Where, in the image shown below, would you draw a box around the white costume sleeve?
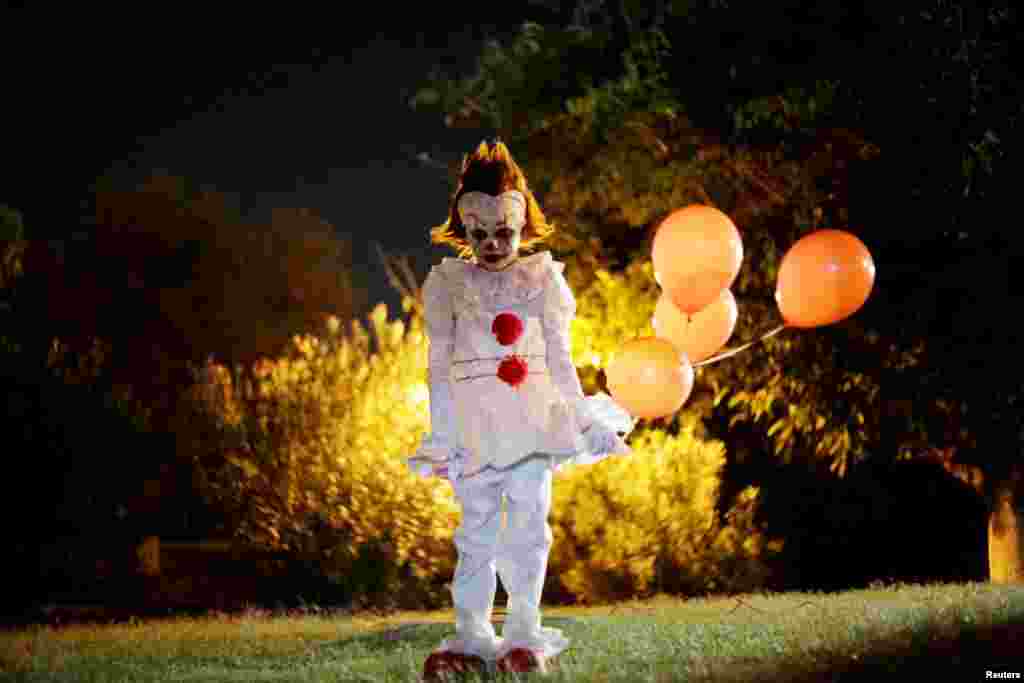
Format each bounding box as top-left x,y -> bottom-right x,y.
540,263 -> 588,419
423,266 -> 457,448
407,266 -> 458,475
541,262 -> 637,466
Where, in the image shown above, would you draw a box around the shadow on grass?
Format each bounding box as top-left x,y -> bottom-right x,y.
774,620 -> 1024,682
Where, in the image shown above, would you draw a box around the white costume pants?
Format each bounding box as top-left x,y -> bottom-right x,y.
439,454 -> 568,661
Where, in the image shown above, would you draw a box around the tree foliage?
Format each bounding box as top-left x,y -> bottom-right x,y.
411,25 -> 882,473
406,3 -> 1018,489
8,174 -> 366,432
87,173 -> 366,368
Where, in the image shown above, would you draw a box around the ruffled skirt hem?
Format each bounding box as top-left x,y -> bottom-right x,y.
406,391 -> 636,480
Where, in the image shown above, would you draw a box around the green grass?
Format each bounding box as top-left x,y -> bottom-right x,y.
3,582 -> 1024,682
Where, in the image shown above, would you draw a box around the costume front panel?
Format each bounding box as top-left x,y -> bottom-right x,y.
407,250 -> 636,479
449,283 -> 584,476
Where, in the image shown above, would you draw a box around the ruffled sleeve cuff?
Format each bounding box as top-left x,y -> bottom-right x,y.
406,434 -> 458,480
578,391 -> 636,435
555,392 -> 637,469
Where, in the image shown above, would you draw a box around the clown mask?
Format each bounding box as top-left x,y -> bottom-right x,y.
458,190 -> 526,271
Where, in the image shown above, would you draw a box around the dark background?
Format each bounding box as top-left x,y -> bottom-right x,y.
0,2 -> 1015,619
1,6 -> 533,326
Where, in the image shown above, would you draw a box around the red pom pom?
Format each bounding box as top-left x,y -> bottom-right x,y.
491,312 -> 524,345
497,354 -> 528,388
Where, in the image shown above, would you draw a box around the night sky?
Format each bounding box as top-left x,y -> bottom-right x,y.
2,6 -> 534,328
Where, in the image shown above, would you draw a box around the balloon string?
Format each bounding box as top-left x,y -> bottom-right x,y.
693,325 -> 788,368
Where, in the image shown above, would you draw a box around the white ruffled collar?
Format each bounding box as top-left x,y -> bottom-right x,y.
439,251 -> 563,313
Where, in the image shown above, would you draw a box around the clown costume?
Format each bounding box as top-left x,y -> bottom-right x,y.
406,140 -> 636,677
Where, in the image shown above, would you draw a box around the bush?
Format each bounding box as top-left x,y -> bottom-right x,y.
549,426 -> 781,604
180,301 -> 460,609
178,296 -> 782,609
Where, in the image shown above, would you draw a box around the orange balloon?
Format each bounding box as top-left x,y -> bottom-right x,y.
775,229 -> 876,328
605,337 -> 694,419
652,288 -> 738,363
652,205 -> 743,315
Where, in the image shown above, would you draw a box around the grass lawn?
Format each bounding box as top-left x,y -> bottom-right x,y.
2,582 -> 1023,681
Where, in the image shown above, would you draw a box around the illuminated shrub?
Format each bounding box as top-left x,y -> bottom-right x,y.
185,293 -> 779,608
182,300 -> 459,608
549,427 -> 780,603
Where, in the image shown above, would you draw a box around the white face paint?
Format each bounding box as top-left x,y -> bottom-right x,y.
458,190 -> 526,271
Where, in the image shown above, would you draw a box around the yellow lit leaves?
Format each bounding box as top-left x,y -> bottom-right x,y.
549,428 -> 776,602
721,333 -> 879,471
572,260 -> 658,371
179,297 -> 458,580
292,334 -> 318,359
728,389 -> 776,425
226,453 -> 260,479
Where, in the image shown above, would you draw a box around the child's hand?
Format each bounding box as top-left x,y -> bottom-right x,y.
585,424 -> 631,457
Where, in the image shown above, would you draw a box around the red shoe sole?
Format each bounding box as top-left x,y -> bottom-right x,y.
496,648 -> 548,674
423,651 -> 488,681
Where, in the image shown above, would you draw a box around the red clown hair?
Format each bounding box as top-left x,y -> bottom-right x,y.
430,140 -> 555,260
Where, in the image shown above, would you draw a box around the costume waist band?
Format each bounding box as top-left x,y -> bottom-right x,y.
451,354 -> 548,382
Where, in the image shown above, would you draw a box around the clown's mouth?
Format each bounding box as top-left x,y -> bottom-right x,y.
483,254 -> 505,263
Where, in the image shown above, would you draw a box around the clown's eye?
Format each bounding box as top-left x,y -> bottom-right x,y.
471,230 -> 488,241
496,228 -> 513,239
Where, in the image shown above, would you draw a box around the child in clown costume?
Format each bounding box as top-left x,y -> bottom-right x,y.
407,140 -> 637,679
